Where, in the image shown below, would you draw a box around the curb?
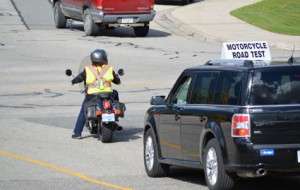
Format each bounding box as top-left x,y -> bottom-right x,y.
9,0 -> 30,30
154,8 -> 209,42
165,2 -> 300,51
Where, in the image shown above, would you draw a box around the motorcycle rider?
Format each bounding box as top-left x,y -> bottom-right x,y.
71,49 -> 121,139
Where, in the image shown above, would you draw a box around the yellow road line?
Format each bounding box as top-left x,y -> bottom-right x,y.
0,150 -> 132,190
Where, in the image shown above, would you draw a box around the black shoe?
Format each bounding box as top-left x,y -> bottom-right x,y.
72,134 -> 82,139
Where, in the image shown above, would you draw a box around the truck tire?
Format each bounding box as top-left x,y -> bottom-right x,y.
101,125 -> 113,143
83,9 -> 100,36
54,1 -> 67,28
134,25 -> 149,37
144,128 -> 169,177
203,139 -> 235,190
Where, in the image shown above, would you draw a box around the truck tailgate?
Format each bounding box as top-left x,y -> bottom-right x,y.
102,0 -> 152,14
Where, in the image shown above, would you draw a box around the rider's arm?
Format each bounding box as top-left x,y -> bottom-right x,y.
112,71 -> 121,85
72,71 -> 86,84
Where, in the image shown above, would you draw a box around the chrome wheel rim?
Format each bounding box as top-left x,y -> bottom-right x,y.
145,136 -> 154,171
206,147 -> 218,186
54,6 -> 58,24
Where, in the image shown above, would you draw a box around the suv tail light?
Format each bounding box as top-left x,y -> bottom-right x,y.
231,114 -> 251,138
103,100 -> 111,110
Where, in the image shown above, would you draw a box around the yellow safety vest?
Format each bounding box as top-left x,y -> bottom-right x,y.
85,65 -> 114,95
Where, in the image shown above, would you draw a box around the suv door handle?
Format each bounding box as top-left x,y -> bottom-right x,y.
200,115 -> 208,123
174,106 -> 184,112
175,114 -> 181,121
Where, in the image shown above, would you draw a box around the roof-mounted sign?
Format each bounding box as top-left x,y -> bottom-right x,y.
221,41 -> 271,63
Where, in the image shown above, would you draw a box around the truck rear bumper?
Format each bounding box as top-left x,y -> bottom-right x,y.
90,9 -> 156,25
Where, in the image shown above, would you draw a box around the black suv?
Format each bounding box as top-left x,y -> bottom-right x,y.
143,59 -> 300,190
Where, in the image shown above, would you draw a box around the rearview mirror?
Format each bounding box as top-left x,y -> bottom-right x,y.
150,96 -> 166,105
118,69 -> 124,76
65,69 -> 72,76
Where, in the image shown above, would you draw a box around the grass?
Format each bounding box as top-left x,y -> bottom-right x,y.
230,0 -> 300,36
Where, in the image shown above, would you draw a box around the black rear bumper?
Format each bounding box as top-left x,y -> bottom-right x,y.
90,9 -> 156,24
225,141 -> 300,174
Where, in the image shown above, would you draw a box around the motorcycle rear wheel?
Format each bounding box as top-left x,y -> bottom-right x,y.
97,121 -> 113,143
101,125 -> 113,143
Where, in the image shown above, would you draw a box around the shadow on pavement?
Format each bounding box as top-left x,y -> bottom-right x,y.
113,127 -> 143,142
168,167 -> 206,186
66,22 -> 171,38
155,0 -> 203,6
80,127 -> 143,142
167,167 -> 300,190
235,176 -> 300,190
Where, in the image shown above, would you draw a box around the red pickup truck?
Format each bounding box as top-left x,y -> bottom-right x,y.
52,0 -> 156,37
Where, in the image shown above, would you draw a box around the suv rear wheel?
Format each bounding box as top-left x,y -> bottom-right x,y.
144,128 -> 169,177
54,1 -> 67,28
83,9 -> 100,36
203,139 -> 235,190
134,25 -> 149,37
181,0 -> 190,5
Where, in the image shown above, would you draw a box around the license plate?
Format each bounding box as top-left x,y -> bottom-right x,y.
102,113 -> 115,122
121,18 -> 134,24
298,151 -> 300,163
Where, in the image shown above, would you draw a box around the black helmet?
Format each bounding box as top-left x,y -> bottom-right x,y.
90,49 -> 108,64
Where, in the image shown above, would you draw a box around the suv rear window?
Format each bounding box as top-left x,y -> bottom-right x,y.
250,67 -> 300,105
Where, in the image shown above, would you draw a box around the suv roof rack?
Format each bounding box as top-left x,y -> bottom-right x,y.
205,59 -> 269,67
288,57 -> 300,65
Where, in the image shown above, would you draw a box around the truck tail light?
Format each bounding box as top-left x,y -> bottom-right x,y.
95,0 -> 103,9
231,114 -> 251,138
103,100 -> 111,110
150,0 -> 154,9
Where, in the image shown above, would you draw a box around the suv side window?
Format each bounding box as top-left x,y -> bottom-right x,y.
215,71 -> 243,105
190,72 -> 218,104
170,77 -> 192,105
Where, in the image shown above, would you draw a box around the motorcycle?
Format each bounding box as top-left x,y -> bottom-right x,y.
65,68 -> 126,143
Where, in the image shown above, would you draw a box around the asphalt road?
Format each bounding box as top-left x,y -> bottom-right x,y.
0,1 -> 299,190
11,0 -> 54,29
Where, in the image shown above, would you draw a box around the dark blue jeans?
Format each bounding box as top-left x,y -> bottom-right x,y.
73,98 -> 86,136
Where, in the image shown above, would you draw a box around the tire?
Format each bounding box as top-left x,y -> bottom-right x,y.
203,139 -> 235,190
87,121 -> 97,134
54,1 -> 67,28
134,25 -> 149,37
83,9 -> 100,36
144,128 -> 169,177
181,0 -> 190,5
91,126 -> 97,134
101,124 -> 113,143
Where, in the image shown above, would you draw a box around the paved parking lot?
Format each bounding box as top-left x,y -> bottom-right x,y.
0,0 -> 299,189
